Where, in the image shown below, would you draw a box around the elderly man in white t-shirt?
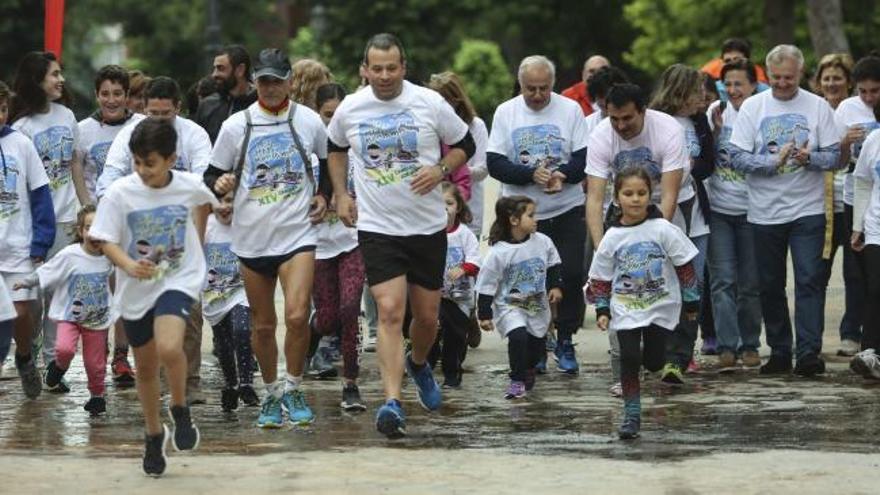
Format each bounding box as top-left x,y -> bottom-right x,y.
327,33 -> 475,439
728,44 -> 842,377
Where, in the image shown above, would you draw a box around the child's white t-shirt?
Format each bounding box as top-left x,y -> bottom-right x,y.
466,117 -> 489,237
89,171 -> 218,319
835,95 -> 880,207
202,215 -> 247,326
11,102 -> 80,222
706,100 -> 749,216
853,130 -> 880,245
487,94 -> 589,220
77,115 -> 133,203
316,156 -> 358,260
443,224 -> 481,314
0,276 -> 16,322
475,232 -> 561,338
0,131 -> 51,272
211,102 -> 326,258
326,81 -> 469,236
36,243 -> 115,329
589,218 -> 698,332
672,115 -> 708,237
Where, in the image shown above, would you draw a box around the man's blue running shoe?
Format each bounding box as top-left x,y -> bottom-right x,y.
556,339 -> 579,374
257,394 -> 284,428
282,389 -> 315,425
376,399 -> 406,439
405,353 -> 442,411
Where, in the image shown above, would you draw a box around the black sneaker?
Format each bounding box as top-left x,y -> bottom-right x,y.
168,405 -> 200,451
143,425 -> 169,477
43,360 -> 71,393
239,385 -> 259,407
83,396 -> 106,416
221,387 -> 239,412
759,355 -> 792,375
340,383 -> 367,412
618,416 -> 641,440
442,373 -> 462,389
794,354 -> 826,377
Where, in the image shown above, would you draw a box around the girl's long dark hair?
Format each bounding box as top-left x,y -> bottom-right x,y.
488,195 -> 534,245
10,51 -> 71,123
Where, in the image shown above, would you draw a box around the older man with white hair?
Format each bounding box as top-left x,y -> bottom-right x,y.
487,55 -> 589,374
728,44 -> 843,377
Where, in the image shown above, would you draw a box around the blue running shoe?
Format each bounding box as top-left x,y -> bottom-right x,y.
405,354 -> 442,411
257,394 -> 284,428
282,389 -> 315,425
556,340 -> 579,374
535,353 -> 547,374
376,399 -> 406,439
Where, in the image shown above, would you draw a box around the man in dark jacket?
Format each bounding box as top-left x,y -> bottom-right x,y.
195,44 -> 257,143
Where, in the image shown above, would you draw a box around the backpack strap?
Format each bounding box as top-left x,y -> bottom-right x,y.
231,108 -> 253,197
285,103 -> 317,196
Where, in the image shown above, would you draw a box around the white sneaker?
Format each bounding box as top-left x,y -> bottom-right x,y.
609,382 -> 622,398
837,339 -> 861,357
850,349 -> 880,379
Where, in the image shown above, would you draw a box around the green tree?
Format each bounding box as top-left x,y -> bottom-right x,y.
0,0 -> 44,83
451,40 -> 512,120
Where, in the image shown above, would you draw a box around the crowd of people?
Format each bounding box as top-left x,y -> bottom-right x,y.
1,32 -> 879,476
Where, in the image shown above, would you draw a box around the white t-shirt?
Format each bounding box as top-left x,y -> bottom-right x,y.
586,109 -> 690,205
327,81 -> 469,236
706,100 -> 749,216
835,95 -> 880,207
443,224 -> 481,314
211,102 -> 326,258
853,130 -> 880,245
487,94 -> 589,220
475,232 -> 561,338
589,218 -> 698,332
466,117 -> 489,238
12,102 -> 79,222
77,115 -> 134,203
36,243 -> 115,329
202,216 -> 247,325
672,116 -> 708,237
0,130 -> 51,273
316,158 -> 358,260
89,171 -> 218,319
97,114 -> 212,198
0,276 -> 15,322
584,111 -> 614,213
729,89 -> 840,225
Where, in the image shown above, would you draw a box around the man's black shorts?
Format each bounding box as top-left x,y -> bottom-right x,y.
358,229 -> 446,290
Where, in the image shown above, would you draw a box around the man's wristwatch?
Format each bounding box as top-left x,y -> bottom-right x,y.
437,162 -> 450,175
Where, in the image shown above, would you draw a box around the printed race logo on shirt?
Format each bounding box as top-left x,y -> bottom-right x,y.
759,113 -> 809,174
684,127 -> 701,159
715,126 -> 744,182
443,246 -> 471,301
203,241 -> 243,311
511,124 -> 565,171
0,158 -> 22,221
501,257 -> 547,315
852,121 -> 880,160
126,204 -> 188,280
89,141 -> 112,179
612,147 -> 661,180
244,132 -> 307,205
65,272 -> 111,328
32,125 -> 74,191
613,241 -> 669,310
357,111 -> 420,186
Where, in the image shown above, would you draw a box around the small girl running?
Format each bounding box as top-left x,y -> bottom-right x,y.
586,167 -> 700,440
476,196 -> 562,399
14,205 -> 115,415
202,191 -> 256,411
428,182 -> 480,388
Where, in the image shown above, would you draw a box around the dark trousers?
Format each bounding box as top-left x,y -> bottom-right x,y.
428,298 -> 470,381
537,205 -> 586,342
507,327 -> 545,382
210,304 -> 254,388
861,245 -> 880,351
831,206 -> 866,343
619,325 -> 668,417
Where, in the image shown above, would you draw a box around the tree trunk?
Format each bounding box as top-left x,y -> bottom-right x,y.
806,0 -> 851,57
764,0 -> 795,48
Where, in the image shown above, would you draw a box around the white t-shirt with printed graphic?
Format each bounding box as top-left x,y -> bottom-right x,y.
211,102 -> 326,258
729,89 -> 840,225
584,111 -> 614,213
466,117 -> 489,238
835,95 -> 880,207
77,115 -> 133,203
97,114 -> 212,198
853,130 -> 880,245
327,81 -> 469,236
202,215 -> 247,325
12,102 -> 79,222
673,116 -> 708,237
588,218 -> 698,332
36,243 -> 115,330
316,154 -> 358,260
586,109 -> 691,205
706,100 -> 749,216
443,224 -> 481,314
475,232 -> 561,338
89,171 -> 218,320
487,94 -> 588,221
0,276 -> 15,322
0,130 -> 51,272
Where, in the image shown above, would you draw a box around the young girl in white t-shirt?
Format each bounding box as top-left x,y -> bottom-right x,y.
586,167 -> 700,440
476,196 -> 562,400
15,205 -> 114,416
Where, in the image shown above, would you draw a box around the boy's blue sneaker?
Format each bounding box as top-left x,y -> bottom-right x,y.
556,340 -> 579,374
405,353 -> 442,411
282,389 -> 315,425
376,399 -> 406,439
257,394 -> 284,428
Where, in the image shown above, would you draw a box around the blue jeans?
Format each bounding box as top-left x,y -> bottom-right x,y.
752,214 -> 825,360
665,234 -> 708,368
708,212 -> 762,354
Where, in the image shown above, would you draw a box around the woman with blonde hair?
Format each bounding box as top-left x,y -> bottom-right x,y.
812,53 -> 854,110
290,58 -> 332,110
